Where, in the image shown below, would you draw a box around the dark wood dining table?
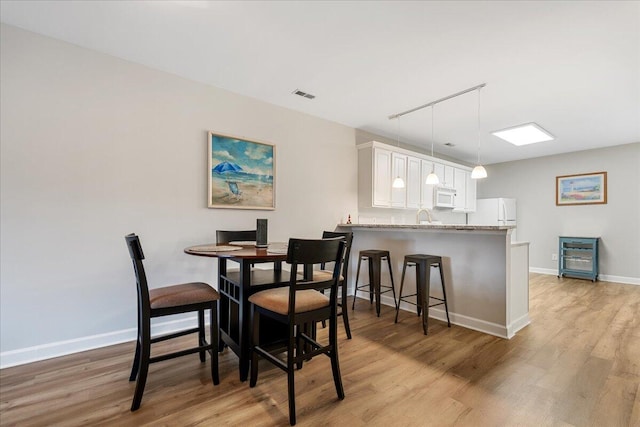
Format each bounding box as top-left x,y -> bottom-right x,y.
184,243 -> 291,381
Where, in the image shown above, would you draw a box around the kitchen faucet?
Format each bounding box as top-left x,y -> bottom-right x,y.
416,208 -> 432,224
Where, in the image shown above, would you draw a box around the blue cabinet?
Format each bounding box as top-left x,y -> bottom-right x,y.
558,236 -> 599,282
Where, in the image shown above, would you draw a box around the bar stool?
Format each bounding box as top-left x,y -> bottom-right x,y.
352,249 -> 397,317
395,254 -> 451,335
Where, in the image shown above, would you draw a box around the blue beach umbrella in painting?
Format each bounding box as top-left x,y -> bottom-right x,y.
213,161 -> 243,174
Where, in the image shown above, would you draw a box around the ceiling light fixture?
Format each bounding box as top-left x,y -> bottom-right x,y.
471,87 -> 487,179
425,105 -> 440,185
392,116 -> 405,189
388,83 -> 487,185
492,122 -> 554,146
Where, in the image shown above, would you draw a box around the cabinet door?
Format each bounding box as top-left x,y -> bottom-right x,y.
433,163 -> 445,185
373,148 -> 392,207
433,163 -> 455,187
444,165 -> 455,187
454,168 -> 467,209
406,156 -> 422,209
466,174 -> 477,212
420,160 -> 435,209
391,153 -> 407,208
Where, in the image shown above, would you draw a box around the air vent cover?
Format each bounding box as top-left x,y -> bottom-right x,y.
292,89 -> 316,99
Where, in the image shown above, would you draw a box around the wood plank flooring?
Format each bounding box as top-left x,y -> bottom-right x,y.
1,274 -> 639,426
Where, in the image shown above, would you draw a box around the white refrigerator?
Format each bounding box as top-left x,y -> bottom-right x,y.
468,198 -> 517,241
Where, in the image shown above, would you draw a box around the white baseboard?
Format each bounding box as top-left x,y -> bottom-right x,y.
355,291 -> 513,339
0,316 -> 200,369
506,313 -> 531,339
529,267 -> 640,285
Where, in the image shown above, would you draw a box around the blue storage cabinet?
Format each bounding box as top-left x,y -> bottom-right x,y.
558,236 -> 599,282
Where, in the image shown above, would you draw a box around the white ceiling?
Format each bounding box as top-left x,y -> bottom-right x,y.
1,1 -> 639,165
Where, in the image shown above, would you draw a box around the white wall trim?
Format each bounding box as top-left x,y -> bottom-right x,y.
506,313 -> 531,339
0,316 -> 199,369
356,292 -> 513,339
529,267 -> 640,285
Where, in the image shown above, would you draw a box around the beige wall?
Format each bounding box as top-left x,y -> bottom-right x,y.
477,143 -> 640,281
0,25 -> 357,365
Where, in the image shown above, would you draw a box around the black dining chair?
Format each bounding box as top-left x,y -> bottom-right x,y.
249,237 -> 346,426
125,233 -> 220,411
216,229 -> 256,245
315,231 -> 354,339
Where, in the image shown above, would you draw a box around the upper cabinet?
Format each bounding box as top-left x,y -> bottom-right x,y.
358,141 -> 476,211
420,159 -> 435,209
434,163 -> 455,188
406,156 -> 422,209
372,147 -> 392,207
391,153 -> 407,208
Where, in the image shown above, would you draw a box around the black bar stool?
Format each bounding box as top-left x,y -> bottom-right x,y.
352,249 -> 397,317
395,254 -> 451,335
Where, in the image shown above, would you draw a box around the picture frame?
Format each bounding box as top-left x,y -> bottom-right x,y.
556,171 -> 607,206
208,131 -> 275,210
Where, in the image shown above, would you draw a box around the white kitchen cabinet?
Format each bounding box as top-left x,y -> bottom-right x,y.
406,156 -> 422,209
357,141 -> 476,211
454,168 -> 467,210
452,168 -> 477,213
391,153 -> 407,208
420,159 -> 435,209
434,163 -> 455,188
373,147 -> 392,207
466,175 -> 477,212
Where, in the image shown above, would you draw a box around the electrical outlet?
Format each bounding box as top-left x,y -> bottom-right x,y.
551,254 -> 558,261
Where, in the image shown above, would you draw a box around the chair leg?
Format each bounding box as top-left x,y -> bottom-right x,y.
210,303 -> 220,385
340,280 -> 352,339
296,324 -> 304,370
129,338 -> 141,381
329,314 -> 345,401
249,307 -> 260,388
395,261 -> 408,323
131,323 -> 150,411
198,309 -> 206,363
386,255 -> 397,309
352,256 -> 363,310
371,258 -> 381,316
287,323 -> 297,426
438,263 -> 451,327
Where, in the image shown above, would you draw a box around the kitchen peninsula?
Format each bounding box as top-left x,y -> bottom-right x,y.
337,223 -> 530,339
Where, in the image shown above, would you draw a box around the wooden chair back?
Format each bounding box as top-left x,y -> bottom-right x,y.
216,230 -> 257,244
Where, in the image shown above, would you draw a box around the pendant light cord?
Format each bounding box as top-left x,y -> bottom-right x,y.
477,87 -> 482,165
431,105 -> 435,157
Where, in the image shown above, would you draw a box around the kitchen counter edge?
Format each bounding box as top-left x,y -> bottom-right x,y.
338,223 -> 514,231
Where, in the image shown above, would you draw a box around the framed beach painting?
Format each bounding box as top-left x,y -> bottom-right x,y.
208,131 -> 275,210
556,171 -> 607,206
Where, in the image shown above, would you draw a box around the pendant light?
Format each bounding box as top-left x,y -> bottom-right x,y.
471,87 -> 488,179
392,116 -> 405,188
425,105 -> 440,185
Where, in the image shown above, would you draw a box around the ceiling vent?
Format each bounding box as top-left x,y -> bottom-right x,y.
292,89 -> 316,100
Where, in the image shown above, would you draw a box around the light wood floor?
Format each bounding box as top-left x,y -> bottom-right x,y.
1,274 -> 639,426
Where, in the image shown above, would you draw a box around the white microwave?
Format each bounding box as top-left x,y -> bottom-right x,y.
434,186 -> 456,208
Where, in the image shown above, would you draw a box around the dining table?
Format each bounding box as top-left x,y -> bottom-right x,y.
184,242 -> 293,381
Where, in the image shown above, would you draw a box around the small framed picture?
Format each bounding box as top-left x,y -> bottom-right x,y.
208,131 -> 275,210
556,171 -> 607,206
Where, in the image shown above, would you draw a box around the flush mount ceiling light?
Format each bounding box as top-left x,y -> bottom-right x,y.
392,116 -> 405,189
471,86 -> 487,180
492,122 -> 554,146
